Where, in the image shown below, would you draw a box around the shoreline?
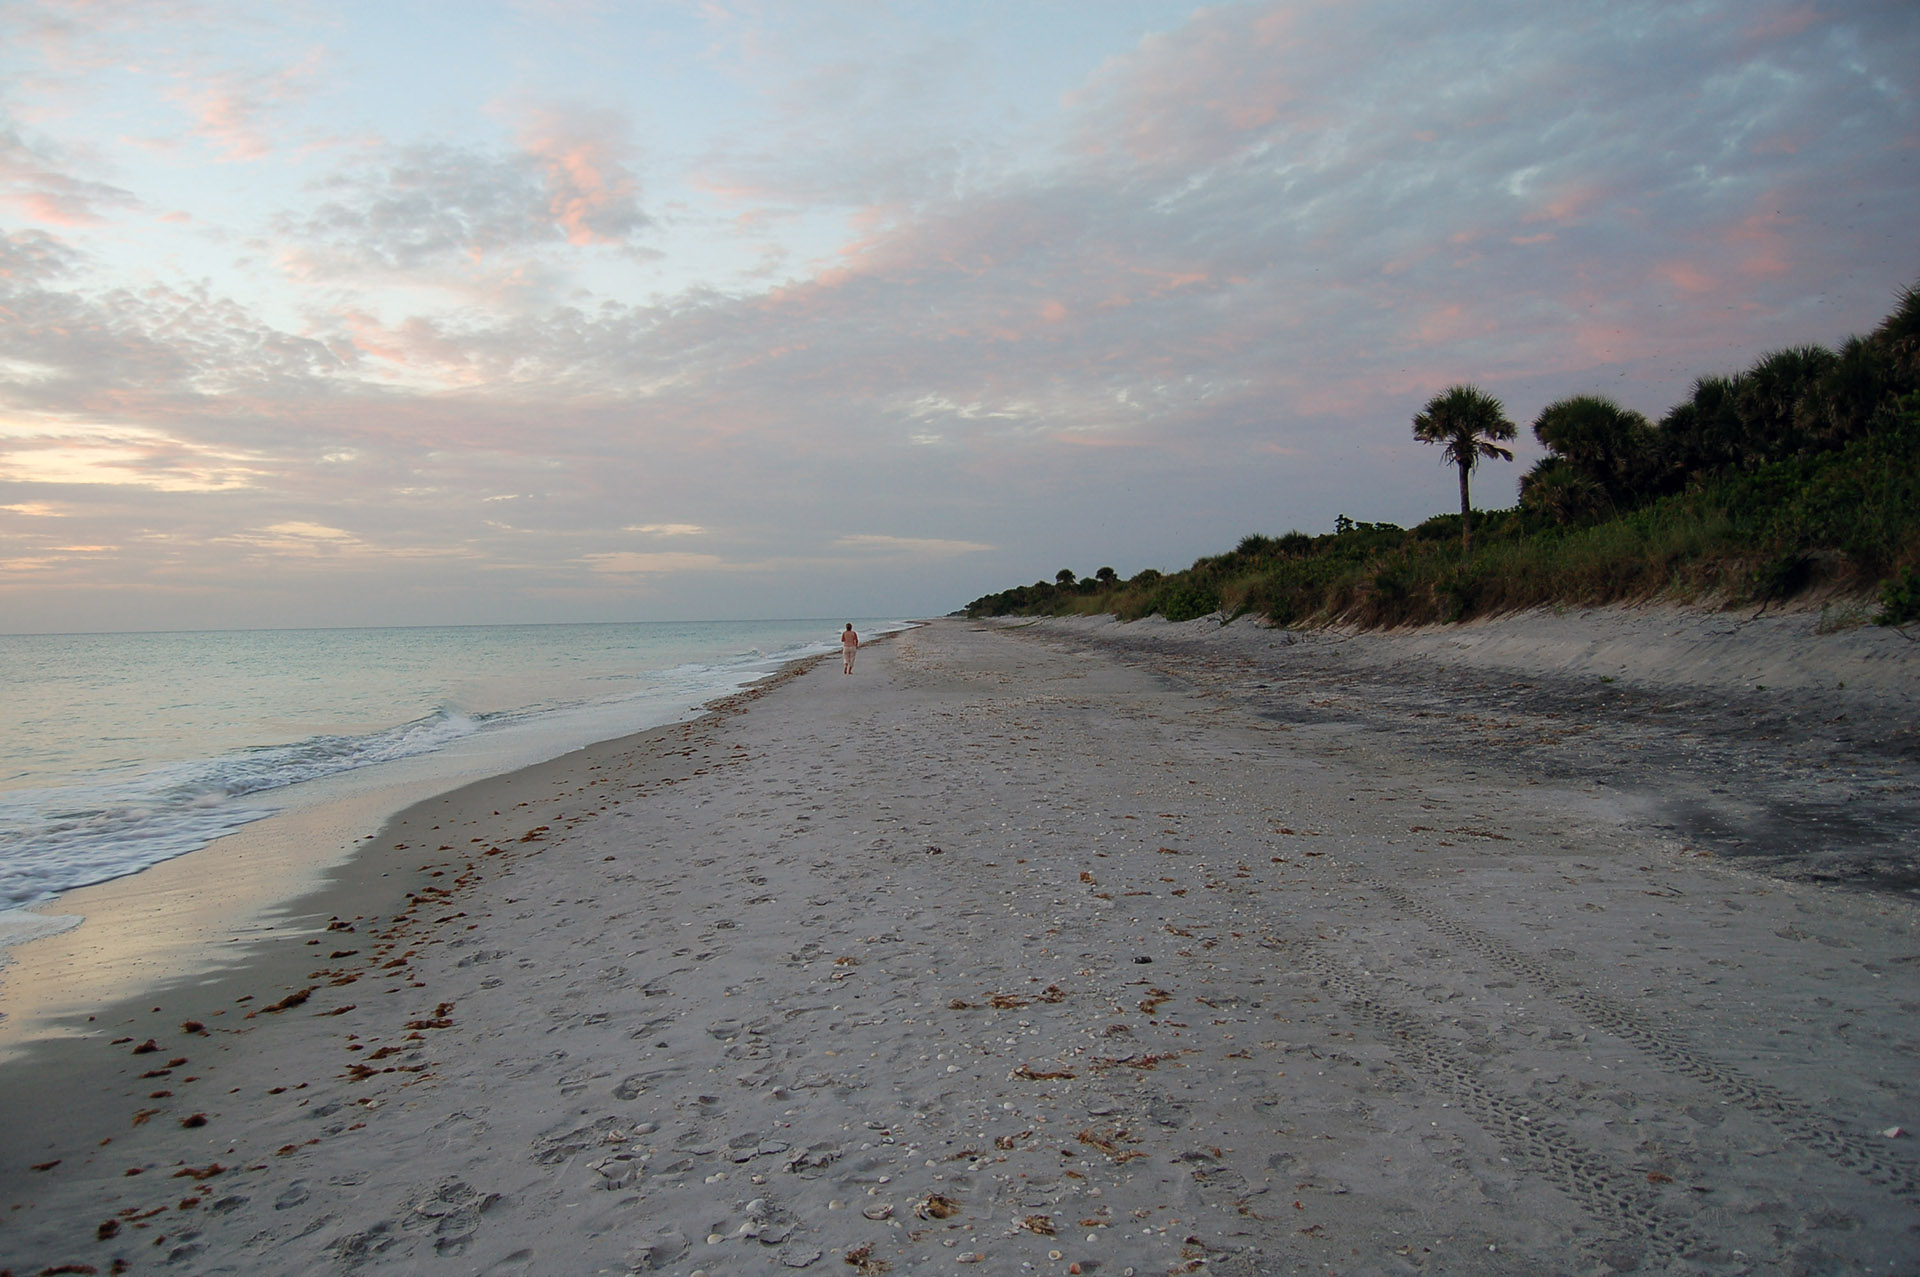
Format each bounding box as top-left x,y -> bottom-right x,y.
0,616 -> 911,1016
0,640 -> 854,1059
1,616 -> 1913,1275
0,708 -> 758,1204
0,646 -> 837,1258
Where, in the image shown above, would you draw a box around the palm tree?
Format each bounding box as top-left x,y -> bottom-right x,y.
1530,394 -> 1655,509
1412,384 -> 1516,553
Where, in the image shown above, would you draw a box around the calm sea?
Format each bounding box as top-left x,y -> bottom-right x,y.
0,619 -> 909,932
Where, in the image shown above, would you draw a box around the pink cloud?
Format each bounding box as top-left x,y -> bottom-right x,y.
14,191 -> 100,225
339,311 -> 409,364
1133,268 -> 1208,294
688,171 -> 776,203
1567,319 -> 1662,367
1415,303 -> 1474,343
333,311 -> 483,378
1752,130 -> 1807,157
191,88 -> 271,161
1527,183 -> 1605,226
1654,261 -> 1716,294
1069,2 -> 1311,170
1741,4 -> 1822,43
171,48 -> 325,162
1724,201 -> 1796,278
520,107 -> 646,246
0,128 -> 140,224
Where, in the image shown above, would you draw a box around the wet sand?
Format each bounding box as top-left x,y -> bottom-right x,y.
0,614 -> 1914,1275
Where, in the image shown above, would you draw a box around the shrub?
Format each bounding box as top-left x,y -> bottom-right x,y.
1748,552 -> 1814,601
1157,578 -> 1220,622
1879,567 -> 1920,627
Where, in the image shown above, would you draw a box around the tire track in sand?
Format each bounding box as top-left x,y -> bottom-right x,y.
1358,877 -> 1920,1205
1261,935 -> 1707,1270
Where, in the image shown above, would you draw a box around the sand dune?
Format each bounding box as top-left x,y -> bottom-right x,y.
1,614 -> 1914,1275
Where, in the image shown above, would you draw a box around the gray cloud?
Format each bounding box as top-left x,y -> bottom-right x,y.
282,124 -> 648,279
288,144 -> 572,271
0,121 -> 141,225
612,0 -> 1917,480
0,227 -> 83,283
0,235 -> 349,415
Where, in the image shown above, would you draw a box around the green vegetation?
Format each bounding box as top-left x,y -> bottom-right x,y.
966,284 -> 1920,629
1881,566 -> 1920,628
1411,384 -> 1517,553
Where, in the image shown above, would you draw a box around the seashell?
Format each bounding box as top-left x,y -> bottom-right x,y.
914,1193 -> 960,1220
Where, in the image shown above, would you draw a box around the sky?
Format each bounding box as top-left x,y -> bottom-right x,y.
1,1 -> 1915,633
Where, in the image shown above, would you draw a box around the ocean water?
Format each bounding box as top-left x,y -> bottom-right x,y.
0,619 -> 908,925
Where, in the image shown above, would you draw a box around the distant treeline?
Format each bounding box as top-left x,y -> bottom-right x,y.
965,282 -> 1920,629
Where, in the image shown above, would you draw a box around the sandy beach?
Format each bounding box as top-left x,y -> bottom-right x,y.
1,612 -> 1915,1275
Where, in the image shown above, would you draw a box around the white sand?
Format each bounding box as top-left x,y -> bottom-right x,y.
1,615 -> 1914,1275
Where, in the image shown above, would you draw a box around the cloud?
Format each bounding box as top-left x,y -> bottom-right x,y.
0,229 -> 353,411
0,228 -> 84,285
286,144 -> 591,274
282,115 -> 647,281
185,86 -> 274,161
580,550 -> 728,574
168,45 -> 326,162
685,6 -> 998,213
626,522 -> 705,536
229,520 -> 361,553
260,520 -> 354,541
833,534 -> 993,557
0,122 -> 141,225
0,3 -> 225,73
1067,3 -> 1312,172
0,421 -> 265,492
518,104 -> 648,246
212,519 -> 481,562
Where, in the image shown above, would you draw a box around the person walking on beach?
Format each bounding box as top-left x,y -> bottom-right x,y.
841,623 -> 859,674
